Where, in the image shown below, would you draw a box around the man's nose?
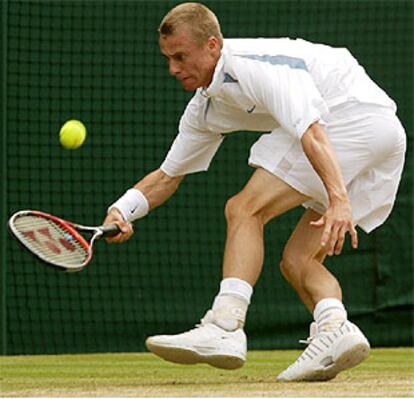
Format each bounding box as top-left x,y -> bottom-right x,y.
168,60 -> 180,76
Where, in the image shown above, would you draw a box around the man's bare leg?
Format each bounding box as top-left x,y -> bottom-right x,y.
280,208 -> 340,312
222,167 -> 308,285
146,168 -> 309,368
210,168 -> 309,334
146,168 -> 369,374
277,208 -> 370,381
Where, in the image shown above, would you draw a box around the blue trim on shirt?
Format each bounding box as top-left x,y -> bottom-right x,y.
236,54 -> 308,71
204,97 -> 211,120
223,72 -> 238,83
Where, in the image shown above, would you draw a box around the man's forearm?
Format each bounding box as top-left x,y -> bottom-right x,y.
301,122 -> 358,253
134,168 -> 184,210
301,123 -> 348,205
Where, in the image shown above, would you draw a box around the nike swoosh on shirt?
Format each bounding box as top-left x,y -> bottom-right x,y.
246,105 -> 256,113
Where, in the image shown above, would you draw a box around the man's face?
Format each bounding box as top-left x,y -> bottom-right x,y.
159,28 -> 220,91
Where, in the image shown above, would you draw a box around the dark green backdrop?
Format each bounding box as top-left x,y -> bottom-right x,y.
1,0 -> 412,355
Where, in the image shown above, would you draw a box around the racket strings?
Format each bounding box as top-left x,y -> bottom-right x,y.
12,215 -> 89,266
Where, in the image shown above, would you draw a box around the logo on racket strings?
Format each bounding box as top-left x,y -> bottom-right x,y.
23,227 -> 77,254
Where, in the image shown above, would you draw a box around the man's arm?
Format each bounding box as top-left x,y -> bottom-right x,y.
301,122 -> 358,256
104,168 -> 184,243
134,168 -> 184,209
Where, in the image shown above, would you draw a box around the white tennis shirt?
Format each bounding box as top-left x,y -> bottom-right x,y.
160,38 -> 396,177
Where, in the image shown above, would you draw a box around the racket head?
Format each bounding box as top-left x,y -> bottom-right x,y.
8,210 -> 94,271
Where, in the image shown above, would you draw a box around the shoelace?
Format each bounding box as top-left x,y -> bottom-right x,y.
299,334 -> 315,345
292,324 -> 336,365
188,310 -> 214,332
298,322 -> 318,345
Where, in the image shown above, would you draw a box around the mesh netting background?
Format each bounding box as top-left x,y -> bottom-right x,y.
1,0 -> 412,354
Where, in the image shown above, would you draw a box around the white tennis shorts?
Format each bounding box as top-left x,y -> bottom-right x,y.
248,102 -> 406,233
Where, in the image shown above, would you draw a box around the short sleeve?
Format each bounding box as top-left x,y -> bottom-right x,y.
160,95 -> 224,176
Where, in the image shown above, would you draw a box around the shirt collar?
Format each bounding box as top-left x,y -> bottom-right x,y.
200,51 -> 225,98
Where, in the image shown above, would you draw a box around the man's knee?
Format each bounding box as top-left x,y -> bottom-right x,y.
280,245 -> 326,284
279,247 -> 308,284
224,194 -> 262,224
280,254 -> 295,283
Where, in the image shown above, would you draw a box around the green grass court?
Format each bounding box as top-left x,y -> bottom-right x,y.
2,348 -> 413,397
1,2 -> 412,398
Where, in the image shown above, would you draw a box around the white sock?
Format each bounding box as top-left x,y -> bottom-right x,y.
314,298 -> 347,333
211,278 -> 253,331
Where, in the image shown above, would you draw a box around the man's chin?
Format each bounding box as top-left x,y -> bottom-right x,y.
181,80 -> 200,91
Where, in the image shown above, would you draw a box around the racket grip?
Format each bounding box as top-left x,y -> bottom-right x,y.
99,223 -> 122,237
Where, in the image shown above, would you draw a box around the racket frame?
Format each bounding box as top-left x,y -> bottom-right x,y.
8,210 -> 119,272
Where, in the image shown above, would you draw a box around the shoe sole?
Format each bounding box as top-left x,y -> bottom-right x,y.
278,335 -> 370,382
326,336 -> 370,380
145,339 -> 245,370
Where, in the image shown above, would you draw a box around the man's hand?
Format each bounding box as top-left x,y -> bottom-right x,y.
301,123 -> 358,256
103,169 -> 184,244
310,200 -> 358,256
103,208 -> 134,243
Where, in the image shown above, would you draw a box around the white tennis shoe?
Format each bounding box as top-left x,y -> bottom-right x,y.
145,310 -> 246,369
277,320 -> 370,381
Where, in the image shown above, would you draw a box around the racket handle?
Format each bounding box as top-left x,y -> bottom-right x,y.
99,223 -> 122,237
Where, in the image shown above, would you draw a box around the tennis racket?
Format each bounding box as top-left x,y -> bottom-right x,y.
8,210 -> 121,272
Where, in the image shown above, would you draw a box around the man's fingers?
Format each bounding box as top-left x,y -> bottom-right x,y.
321,221 -> 333,251
106,232 -> 133,244
310,217 -> 325,228
119,223 -> 131,234
333,223 -> 358,255
105,221 -> 133,243
327,222 -> 341,256
312,205 -> 358,256
351,225 -> 358,249
106,233 -> 124,244
334,225 -> 347,255
309,216 -> 334,252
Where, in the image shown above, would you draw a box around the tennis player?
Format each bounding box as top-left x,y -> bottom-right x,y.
103,2 -> 406,381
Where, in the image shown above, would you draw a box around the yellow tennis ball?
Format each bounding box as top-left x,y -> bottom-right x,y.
59,120 -> 87,149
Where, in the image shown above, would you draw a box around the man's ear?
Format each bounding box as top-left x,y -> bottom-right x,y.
207,36 -> 219,50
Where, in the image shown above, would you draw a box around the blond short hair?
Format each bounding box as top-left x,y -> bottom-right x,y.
158,2 -> 223,48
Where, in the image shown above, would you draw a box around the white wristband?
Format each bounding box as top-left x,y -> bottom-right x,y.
108,188 -> 149,223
